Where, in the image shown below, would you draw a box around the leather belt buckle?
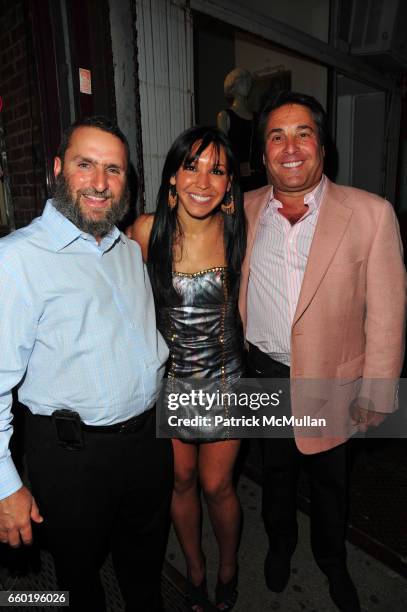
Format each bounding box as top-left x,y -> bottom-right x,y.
118,414 -> 141,433
119,421 -> 130,433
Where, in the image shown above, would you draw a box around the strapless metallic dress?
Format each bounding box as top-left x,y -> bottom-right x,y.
157,267 -> 244,440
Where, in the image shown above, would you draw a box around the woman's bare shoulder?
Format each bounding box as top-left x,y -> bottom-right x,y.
126,214 -> 154,261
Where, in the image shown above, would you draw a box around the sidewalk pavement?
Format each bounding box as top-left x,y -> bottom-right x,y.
165,473 -> 407,611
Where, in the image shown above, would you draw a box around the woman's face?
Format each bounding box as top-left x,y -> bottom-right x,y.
171,142 -> 231,220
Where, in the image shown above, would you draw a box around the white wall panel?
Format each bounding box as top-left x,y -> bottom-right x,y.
136,0 -> 194,211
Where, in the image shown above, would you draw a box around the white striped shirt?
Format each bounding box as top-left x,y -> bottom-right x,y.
246,175 -> 326,366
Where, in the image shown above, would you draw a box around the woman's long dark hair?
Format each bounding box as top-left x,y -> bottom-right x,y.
148,126 -> 246,306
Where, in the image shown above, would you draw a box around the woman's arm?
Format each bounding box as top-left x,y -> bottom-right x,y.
126,214 -> 154,262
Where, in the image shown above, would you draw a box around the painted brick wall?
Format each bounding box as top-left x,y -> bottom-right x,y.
0,0 -> 46,229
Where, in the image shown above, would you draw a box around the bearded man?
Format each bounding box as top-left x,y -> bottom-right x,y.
0,116 -> 172,612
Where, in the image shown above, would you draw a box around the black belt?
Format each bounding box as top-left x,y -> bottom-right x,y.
26,407 -> 154,451
247,342 -> 290,377
81,409 -> 153,433
32,408 -> 153,434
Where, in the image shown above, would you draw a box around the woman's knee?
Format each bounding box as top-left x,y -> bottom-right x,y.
201,475 -> 234,504
173,465 -> 197,494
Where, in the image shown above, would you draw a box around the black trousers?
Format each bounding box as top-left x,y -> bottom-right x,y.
24,408 -> 173,612
247,344 -> 349,575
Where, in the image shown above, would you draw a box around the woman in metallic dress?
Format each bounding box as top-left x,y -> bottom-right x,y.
129,126 -> 246,611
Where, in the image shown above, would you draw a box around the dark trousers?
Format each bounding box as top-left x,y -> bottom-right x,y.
24,409 -> 173,612
247,344 -> 349,575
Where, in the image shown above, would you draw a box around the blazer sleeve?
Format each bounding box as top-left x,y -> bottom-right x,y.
360,200 -> 406,412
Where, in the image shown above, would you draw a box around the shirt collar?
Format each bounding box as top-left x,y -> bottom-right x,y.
41,200 -> 123,252
267,174 -> 326,213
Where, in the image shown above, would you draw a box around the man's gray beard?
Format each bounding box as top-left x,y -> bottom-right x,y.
52,174 -> 130,237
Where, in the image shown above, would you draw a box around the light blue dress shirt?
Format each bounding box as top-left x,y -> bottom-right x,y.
0,200 -> 169,499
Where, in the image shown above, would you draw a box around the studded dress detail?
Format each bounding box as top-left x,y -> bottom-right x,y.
157,267 -> 243,440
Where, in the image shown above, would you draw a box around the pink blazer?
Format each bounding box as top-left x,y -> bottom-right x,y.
239,179 -> 406,454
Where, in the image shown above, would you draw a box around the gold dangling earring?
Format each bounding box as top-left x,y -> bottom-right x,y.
221,190 -> 235,215
168,184 -> 178,210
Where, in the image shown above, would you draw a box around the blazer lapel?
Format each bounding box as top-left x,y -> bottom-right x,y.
246,186 -> 273,249
292,183 -> 353,327
239,186 -> 272,328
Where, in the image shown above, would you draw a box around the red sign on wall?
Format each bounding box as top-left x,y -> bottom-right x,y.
79,69 -> 92,95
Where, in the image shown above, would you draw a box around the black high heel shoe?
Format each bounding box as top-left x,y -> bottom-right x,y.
186,574 -> 208,611
215,567 -> 238,611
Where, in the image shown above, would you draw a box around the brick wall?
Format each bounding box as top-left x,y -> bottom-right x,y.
0,0 -> 46,229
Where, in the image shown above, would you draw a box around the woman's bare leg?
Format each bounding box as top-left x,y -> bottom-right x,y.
199,440 -> 241,583
171,439 -> 205,586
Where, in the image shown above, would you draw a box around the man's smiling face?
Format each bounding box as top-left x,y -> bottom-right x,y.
53,126 -> 129,239
263,103 -> 324,198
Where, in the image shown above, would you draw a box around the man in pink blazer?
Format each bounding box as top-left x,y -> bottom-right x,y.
239,90 -> 405,612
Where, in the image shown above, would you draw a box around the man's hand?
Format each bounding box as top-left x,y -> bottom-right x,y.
350,403 -> 386,433
0,486 -> 43,547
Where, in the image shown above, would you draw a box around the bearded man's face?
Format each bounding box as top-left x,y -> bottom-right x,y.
53,126 -> 130,238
